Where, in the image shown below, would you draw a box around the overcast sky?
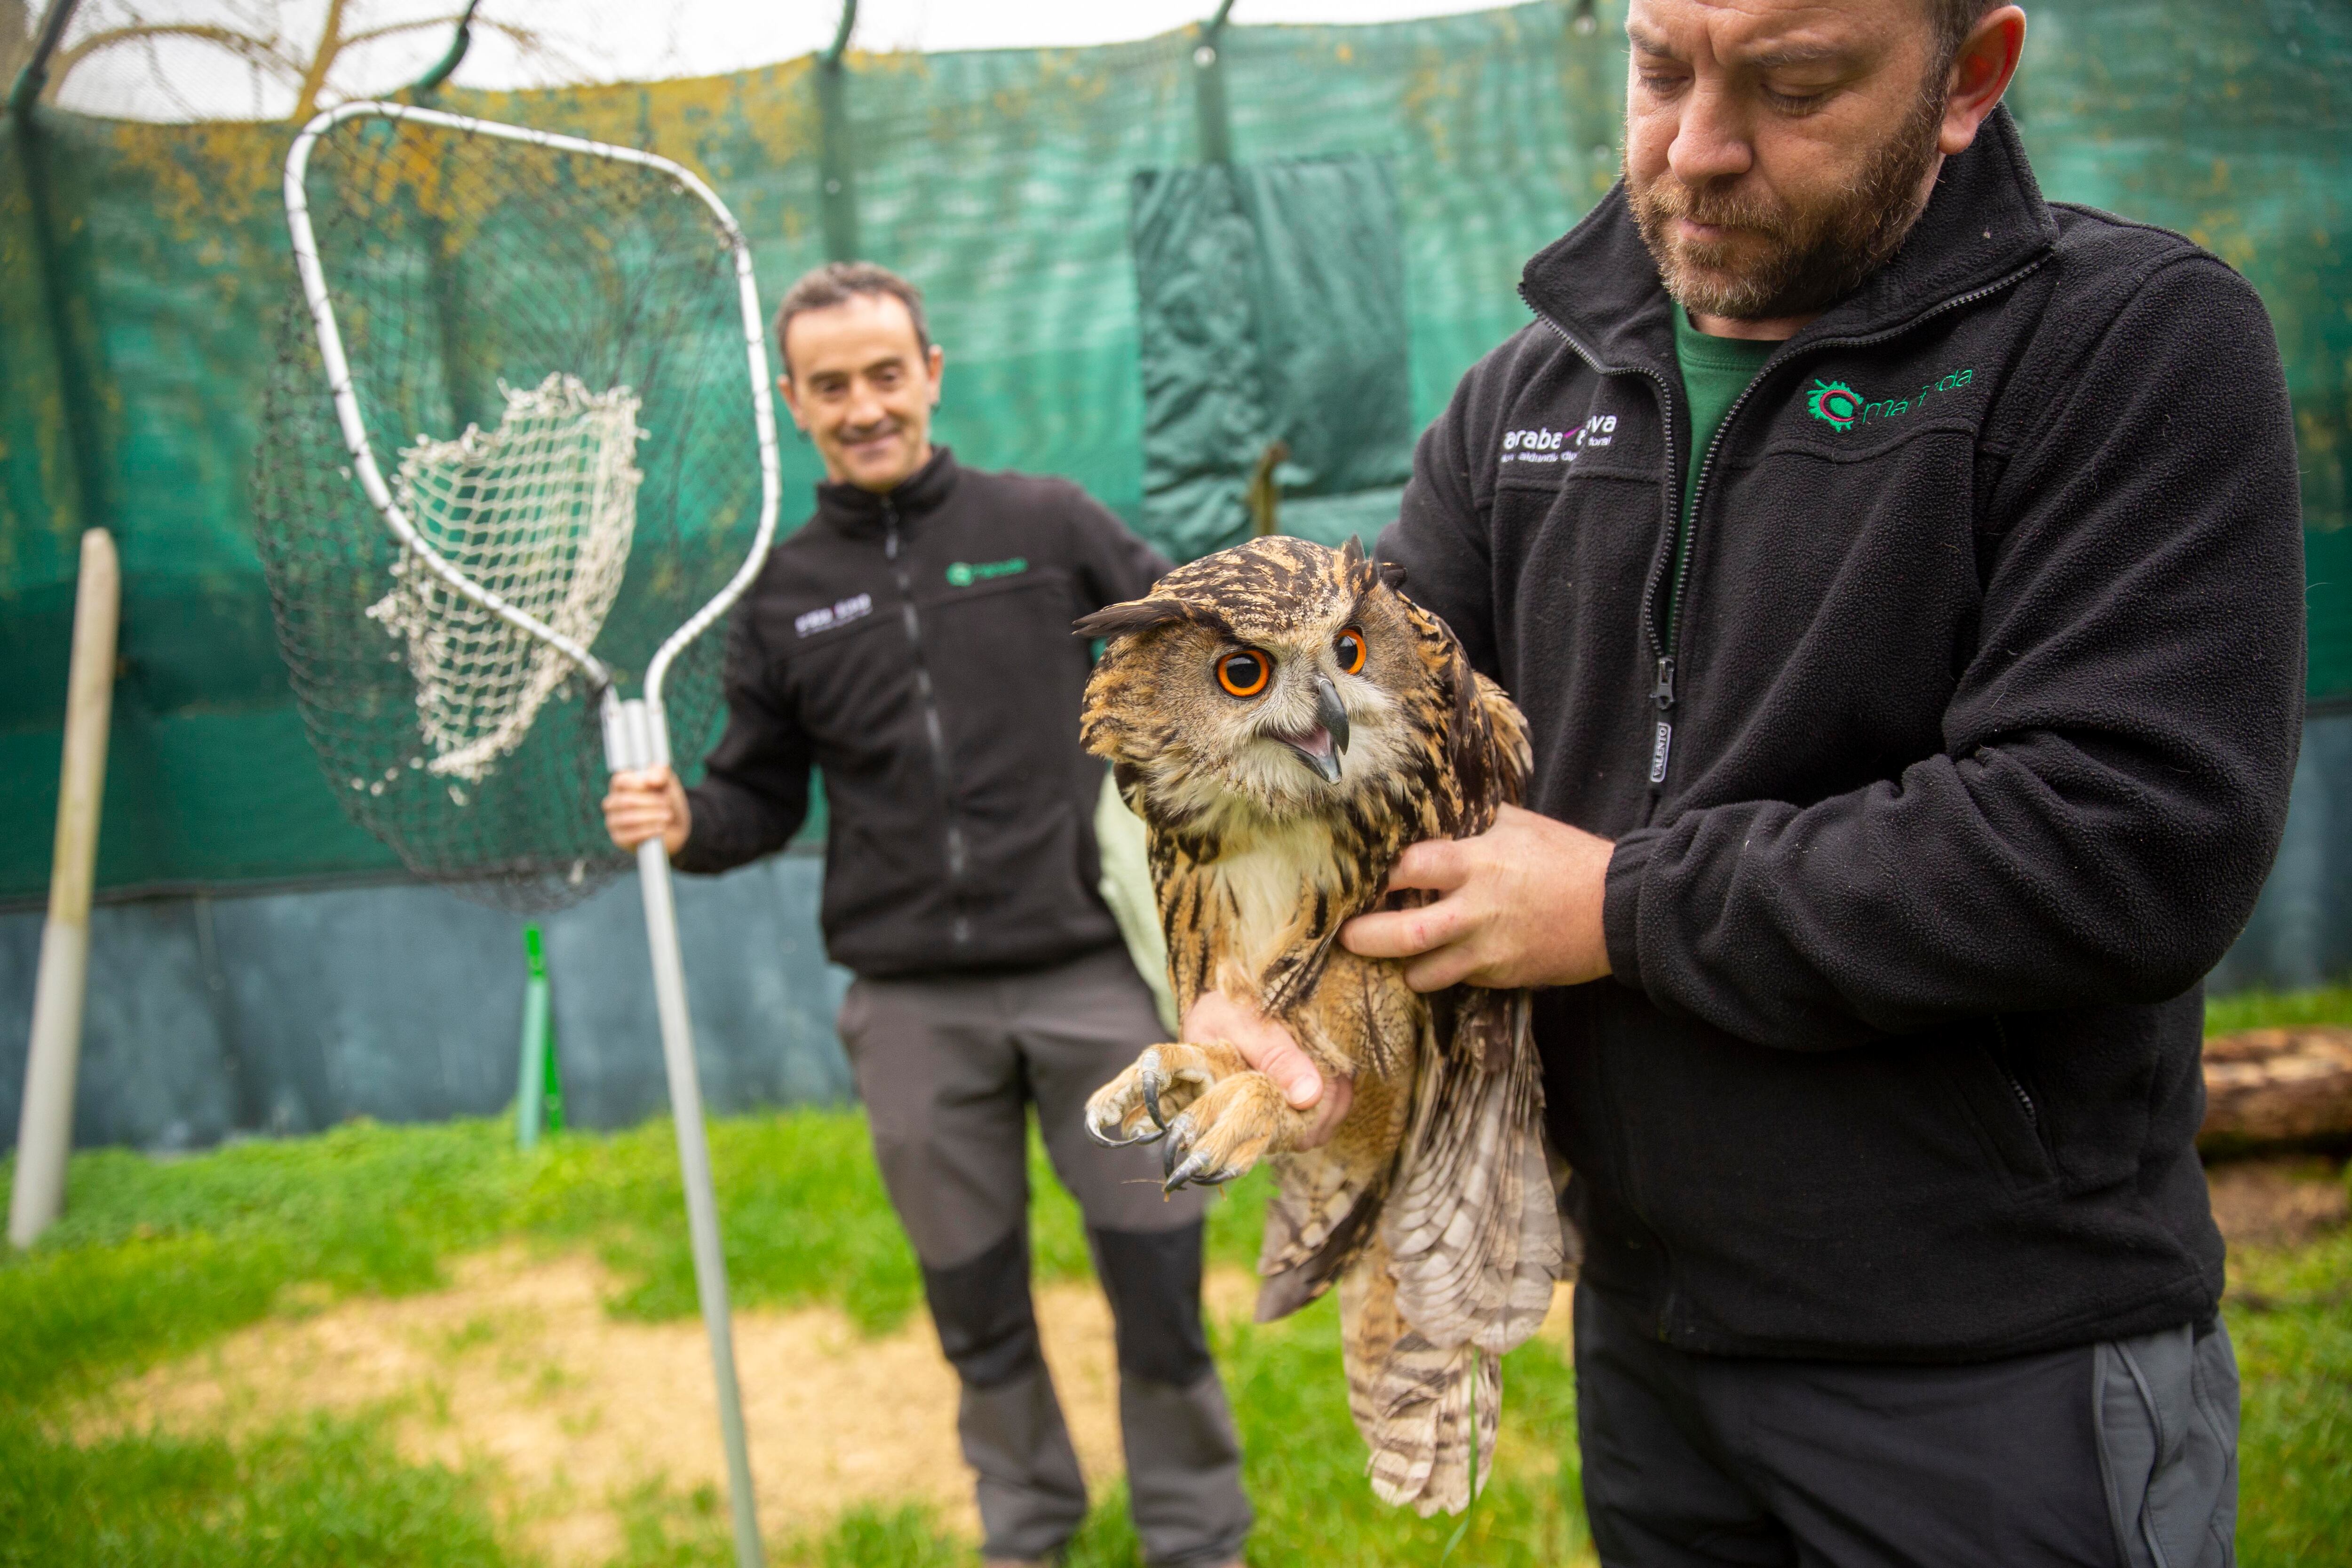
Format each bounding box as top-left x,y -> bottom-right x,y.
50,0 -> 1513,121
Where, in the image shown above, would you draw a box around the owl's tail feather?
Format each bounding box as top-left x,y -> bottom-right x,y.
1342,1253 -> 1500,1517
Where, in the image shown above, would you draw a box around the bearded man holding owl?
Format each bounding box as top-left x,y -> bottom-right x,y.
1216,0 -> 2303,1562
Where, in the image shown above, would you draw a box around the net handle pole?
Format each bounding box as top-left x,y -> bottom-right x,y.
608,691 -> 764,1568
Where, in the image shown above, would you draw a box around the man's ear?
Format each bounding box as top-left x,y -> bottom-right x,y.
1939,5 -> 2026,157
777,371 -> 806,430
926,342 -> 946,406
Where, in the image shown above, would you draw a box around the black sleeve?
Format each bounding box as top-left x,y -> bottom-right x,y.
1377,352 -> 1500,677
1064,484 -> 1173,611
1603,256 -> 2307,1048
674,598 -> 814,875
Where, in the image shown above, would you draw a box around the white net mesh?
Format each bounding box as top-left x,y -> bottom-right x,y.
370,371 -> 643,784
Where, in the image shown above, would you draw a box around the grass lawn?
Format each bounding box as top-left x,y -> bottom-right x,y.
2,985 -> 2348,1566
0,1112 -> 1588,1566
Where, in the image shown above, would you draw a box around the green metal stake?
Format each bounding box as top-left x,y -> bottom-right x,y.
816,0 -> 860,261
516,923 -> 561,1148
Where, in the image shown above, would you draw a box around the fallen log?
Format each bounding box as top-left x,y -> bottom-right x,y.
2201,1027 -> 2352,1153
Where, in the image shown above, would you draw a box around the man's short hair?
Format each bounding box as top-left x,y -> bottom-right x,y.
771,261 -> 931,377
1926,0 -> 1997,78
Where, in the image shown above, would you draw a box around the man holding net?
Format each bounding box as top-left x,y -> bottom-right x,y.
604,263 -> 1249,1568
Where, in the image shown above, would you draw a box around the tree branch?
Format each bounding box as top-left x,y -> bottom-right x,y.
45,22 -> 302,98
292,0 -> 352,123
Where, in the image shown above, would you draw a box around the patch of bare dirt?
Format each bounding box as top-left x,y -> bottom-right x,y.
74,1249 -> 1276,1566
2206,1155 -> 2350,1251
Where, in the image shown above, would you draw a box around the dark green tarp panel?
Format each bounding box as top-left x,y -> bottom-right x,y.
0,0 -> 2345,902
1133,155 -> 1414,557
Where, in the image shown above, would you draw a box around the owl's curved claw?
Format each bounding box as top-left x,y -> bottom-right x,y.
1084,1114 -> 1162,1149
1162,1116 -> 1203,1191
1141,1067 -> 1170,1131
1160,1112 -> 1247,1192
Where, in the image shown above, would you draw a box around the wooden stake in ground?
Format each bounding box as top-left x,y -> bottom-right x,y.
9,527 -> 119,1249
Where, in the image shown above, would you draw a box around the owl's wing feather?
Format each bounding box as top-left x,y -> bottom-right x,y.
1254,1158 -> 1383,1321
1382,988 -> 1559,1356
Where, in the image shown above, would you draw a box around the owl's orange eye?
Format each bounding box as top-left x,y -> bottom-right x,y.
1335,626 -> 1367,676
1216,649 -> 1271,698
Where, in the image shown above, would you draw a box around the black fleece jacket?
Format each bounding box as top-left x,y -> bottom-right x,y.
1378,108 -> 2304,1361
676,448 -> 1171,979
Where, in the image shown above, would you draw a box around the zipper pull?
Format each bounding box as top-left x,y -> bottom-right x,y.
1652,655 -> 1676,710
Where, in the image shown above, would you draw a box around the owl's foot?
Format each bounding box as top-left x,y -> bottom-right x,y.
1084,1042 -> 1248,1149
1158,1070 -> 1296,1192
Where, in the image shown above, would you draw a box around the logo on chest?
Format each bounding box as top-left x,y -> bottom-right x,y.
795,592 -> 874,637
946,557 -> 1028,587
1500,414 -> 1618,468
1806,368 -> 1975,433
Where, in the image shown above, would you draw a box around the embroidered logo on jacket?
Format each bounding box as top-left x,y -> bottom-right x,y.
1807,380 -> 1863,430
946,557 -> 1027,587
1807,368 -> 1975,432
795,592 -> 874,637
1502,415 -> 1616,466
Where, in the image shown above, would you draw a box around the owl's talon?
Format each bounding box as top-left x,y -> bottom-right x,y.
1142,1069 -> 1170,1131
1165,1149 -> 1212,1192
1160,1113 -> 1193,1181
1085,1112 -> 1160,1149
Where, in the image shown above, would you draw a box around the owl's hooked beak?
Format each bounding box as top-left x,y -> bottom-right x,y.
1276,675 -> 1352,783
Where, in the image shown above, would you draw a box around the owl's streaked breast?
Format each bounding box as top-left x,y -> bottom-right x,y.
1204,819 -> 1346,979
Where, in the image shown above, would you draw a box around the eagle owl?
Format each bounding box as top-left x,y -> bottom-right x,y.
1075,535 -> 1562,1515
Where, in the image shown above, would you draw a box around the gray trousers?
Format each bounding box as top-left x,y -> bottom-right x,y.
1574,1285 -> 2239,1568
839,945 -> 1252,1568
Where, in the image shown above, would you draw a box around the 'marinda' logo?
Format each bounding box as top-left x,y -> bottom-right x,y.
1807,367 -> 1975,432
946,557 -> 1027,587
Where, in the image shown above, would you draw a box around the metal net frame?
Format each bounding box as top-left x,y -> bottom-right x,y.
253,101 -> 774,910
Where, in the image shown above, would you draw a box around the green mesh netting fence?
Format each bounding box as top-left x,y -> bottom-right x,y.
0,0 -> 2345,900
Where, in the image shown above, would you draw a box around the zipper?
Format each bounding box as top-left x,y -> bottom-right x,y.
1520,253 -> 2049,805
1519,302 -> 1685,816
1990,1017 -> 2039,1128
884,502 -> 973,947
1997,1062 -> 2038,1126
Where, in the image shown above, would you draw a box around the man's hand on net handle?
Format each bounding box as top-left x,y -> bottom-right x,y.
1181,991 -> 1353,1150
603,766 -> 691,857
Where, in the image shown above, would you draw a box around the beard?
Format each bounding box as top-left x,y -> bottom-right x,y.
1628,86 -> 1946,320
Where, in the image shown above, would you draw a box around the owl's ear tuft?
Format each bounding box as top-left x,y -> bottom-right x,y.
1073,598 -> 1188,640
1377,560 -> 1407,591
1340,535 -> 1366,570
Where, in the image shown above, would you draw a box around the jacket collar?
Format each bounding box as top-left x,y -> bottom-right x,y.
1518,104 -> 2059,376
813,444 -> 960,538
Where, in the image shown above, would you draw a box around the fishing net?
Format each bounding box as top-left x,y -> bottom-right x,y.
254,108 -> 762,911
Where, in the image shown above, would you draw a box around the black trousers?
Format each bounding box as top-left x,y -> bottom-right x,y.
1573,1286 -> 2239,1568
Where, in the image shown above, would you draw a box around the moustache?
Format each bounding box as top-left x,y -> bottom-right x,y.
1643,178 -> 1793,242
